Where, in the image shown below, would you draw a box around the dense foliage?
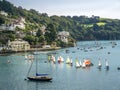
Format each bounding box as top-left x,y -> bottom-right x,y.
0,0 -> 120,45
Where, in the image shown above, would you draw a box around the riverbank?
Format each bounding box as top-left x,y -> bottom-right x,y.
0,47 -> 61,55
29,47 -> 61,52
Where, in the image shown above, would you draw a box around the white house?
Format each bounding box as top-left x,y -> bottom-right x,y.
8,39 -> 30,51
0,17 -> 26,31
0,24 -> 15,31
58,31 -> 70,43
0,11 -> 8,16
13,17 -> 26,29
40,25 -> 46,35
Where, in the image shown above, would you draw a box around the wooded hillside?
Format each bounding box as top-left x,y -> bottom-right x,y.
0,0 -> 120,45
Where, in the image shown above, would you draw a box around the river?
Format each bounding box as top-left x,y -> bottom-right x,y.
0,40 -> 120,90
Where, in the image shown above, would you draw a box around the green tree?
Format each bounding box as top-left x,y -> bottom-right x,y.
38,35 -> 45,43
36,29 -> 43,37
0,16 -> 5,25
23,35 -> 36,45
45,23 -> 57,43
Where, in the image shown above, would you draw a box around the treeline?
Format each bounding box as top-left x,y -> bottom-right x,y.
0,0 -> 120,44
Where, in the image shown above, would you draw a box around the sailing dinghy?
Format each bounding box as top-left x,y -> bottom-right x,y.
105,59 -> 109,70
97,58 -> 102,69
75,59 -> 80,68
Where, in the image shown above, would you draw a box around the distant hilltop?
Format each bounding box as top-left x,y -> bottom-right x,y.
0,0 -> 120,47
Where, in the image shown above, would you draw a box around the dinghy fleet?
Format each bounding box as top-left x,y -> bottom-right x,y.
25,53 -> 110,71
47,55 -> 110,70
25,41 -> 119,71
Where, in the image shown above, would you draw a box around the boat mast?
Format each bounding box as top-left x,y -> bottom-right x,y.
36,54 -> 38,76
35,41 -> 38,76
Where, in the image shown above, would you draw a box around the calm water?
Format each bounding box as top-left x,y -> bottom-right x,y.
0,41 -> 120,90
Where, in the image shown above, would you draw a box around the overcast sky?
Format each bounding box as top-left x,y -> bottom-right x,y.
7,0 -> 120,19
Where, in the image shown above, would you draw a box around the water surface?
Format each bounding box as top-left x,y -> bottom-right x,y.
0,41 -> 120,90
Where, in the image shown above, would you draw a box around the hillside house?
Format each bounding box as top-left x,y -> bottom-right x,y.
8,39 -> 30,52
58,31 -> 70,43
0,17 -> 26,31
0,11 -> 8,16
0,24 -> 15,31
13,17 -> 26,29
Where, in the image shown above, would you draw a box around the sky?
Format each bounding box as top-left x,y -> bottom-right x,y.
7,0 -> 120,19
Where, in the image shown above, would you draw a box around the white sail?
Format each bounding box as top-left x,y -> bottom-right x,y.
58,56 -> 64,62
79,60 -> 82,67
75,61 -> 80,68
105,59 -> 109,70
82,59 -> 86,68
105,60 -> 109,66
66,57 -> 71,64
82,61 -> 86,68
53,56 -> 56,62
61,56 -> 64,62
98,59 -> 102,67
25,55 -> 28,59
97,58 -> 102,69
51,55 -> 56,62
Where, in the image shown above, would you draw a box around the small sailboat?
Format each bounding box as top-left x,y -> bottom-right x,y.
105,59 -> 109,70
26,54 -> 52,81
33,51 -> 39,55
82,61 -> 86,68
82,59 -> 86,68
7,60 -> 11,63
66,57 -> 71,64
82,59 -> 93,68
27,54 -> 34,60
85,59 -> 93,66
97,58 -> 102,69
51,55 -> 56,63
58,56 -> 64,63
25,54 -> 28,59
75,59 -> 80,68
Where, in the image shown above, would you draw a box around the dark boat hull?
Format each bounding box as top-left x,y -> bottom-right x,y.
27,76 -> 52,81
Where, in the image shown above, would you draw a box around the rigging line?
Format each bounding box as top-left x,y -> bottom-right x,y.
26,59 -> 34,77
